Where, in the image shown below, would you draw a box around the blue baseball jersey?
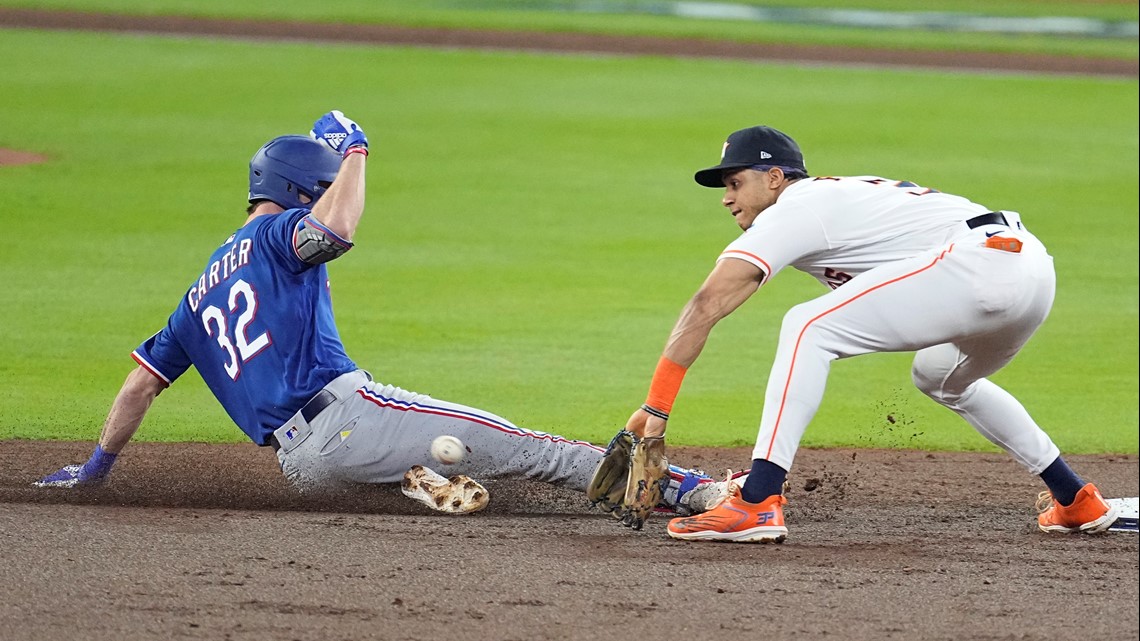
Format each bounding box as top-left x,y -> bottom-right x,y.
133,209 -> 357,445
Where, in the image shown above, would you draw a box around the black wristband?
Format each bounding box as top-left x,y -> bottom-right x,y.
640,404 -> 670,421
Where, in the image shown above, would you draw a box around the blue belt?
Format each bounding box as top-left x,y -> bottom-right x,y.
268,389 -> 336,451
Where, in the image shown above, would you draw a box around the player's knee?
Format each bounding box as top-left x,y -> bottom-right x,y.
911,357 -> 966,405
779,300 -> 861,360
911,365 -> 943,401
779,304 -> 821,344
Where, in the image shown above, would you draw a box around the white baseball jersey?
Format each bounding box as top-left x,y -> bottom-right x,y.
720,176 -> 1021,288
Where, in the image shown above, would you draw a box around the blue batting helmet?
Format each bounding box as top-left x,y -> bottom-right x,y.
248,135 -> 342,210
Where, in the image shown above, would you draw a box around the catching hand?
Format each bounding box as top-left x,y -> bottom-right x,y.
34,446 -> 117,488
586,430 -> 633,517
617,406 -> 670,529
310,110 -> 368,156
586,406 -> 670,530
617,432 -> 669,530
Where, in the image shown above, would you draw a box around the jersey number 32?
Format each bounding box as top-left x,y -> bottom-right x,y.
200,279 -> 272,380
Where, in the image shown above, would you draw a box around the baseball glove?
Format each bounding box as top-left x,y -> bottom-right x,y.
586,430 -> 633,517
617,434 -> 669,530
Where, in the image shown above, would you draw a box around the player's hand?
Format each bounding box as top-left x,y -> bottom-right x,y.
34,464 -> 106,488
583,406 -> 669,530
618,428 -> 669,530
585,430 -> 633,517
33,446 -> 117,488
624,405 -> 667,439
310,110 -> 368,156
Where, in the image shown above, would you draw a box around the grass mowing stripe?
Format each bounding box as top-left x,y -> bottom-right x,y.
0,30 -> 1135,453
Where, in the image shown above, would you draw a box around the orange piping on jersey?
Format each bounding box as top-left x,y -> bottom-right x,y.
720,250 -> 773,283
762,244 -> 956,459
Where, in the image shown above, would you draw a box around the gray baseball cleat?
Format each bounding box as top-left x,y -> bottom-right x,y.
674,470 -> 773,515
676,477 -> 733,515
401,465 -> 489,514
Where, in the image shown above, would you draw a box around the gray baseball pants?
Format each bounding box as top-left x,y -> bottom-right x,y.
272,370 -> 705,501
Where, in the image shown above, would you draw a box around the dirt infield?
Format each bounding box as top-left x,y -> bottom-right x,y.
1,9 -> 1137,641
1,440 -> 1136,640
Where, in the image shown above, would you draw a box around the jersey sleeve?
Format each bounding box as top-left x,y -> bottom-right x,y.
132,324 -> 191,385
718,202 -> 829,285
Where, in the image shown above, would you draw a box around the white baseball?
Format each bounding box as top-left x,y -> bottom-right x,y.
431,435 -> 465,465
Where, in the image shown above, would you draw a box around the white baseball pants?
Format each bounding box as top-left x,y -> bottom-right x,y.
753,226 -> 1060,474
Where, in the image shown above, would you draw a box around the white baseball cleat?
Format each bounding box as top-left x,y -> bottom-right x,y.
401,465 -> 489,514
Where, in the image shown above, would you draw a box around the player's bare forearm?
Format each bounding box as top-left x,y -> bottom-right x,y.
630,260 -> 763,440
311,152 -> 366,241
307,110 -> 368,241
663,258 -> 764,366
98,366 -> 166,454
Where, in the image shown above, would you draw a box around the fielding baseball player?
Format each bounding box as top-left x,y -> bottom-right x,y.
593,125 -> 1118,540
34,111 -> 727,516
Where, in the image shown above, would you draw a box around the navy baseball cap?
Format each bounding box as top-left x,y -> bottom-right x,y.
694,126 -> 806,187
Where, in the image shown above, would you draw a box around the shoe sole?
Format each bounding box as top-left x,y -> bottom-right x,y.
401,465 -> 489,514
1039,505 -> 1119,534
667,526 -> 788,544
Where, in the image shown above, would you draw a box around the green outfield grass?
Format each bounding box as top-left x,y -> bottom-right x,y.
1,0 -> 1137,60
0,29 -> 1136,453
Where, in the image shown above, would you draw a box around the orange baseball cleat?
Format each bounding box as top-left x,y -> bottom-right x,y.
667,485 -> 787,543
1037,483 -> 1117,534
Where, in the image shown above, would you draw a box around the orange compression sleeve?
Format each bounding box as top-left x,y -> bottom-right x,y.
644,356 -> 688,415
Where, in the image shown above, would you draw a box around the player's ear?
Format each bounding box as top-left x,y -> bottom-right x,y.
767,167 -> 786,187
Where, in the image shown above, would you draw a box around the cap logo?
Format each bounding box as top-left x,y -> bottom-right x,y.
760,151 -> 772,159
720,141 -> 729,161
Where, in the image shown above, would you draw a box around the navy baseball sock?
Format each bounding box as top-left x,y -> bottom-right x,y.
1039,456 -> 1085,506
740,458 -> 787,504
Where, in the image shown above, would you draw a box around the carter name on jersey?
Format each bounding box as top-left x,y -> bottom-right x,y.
187,237 -> 253,313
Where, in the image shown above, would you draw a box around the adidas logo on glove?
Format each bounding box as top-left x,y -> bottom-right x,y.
324,133 -> 348,146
